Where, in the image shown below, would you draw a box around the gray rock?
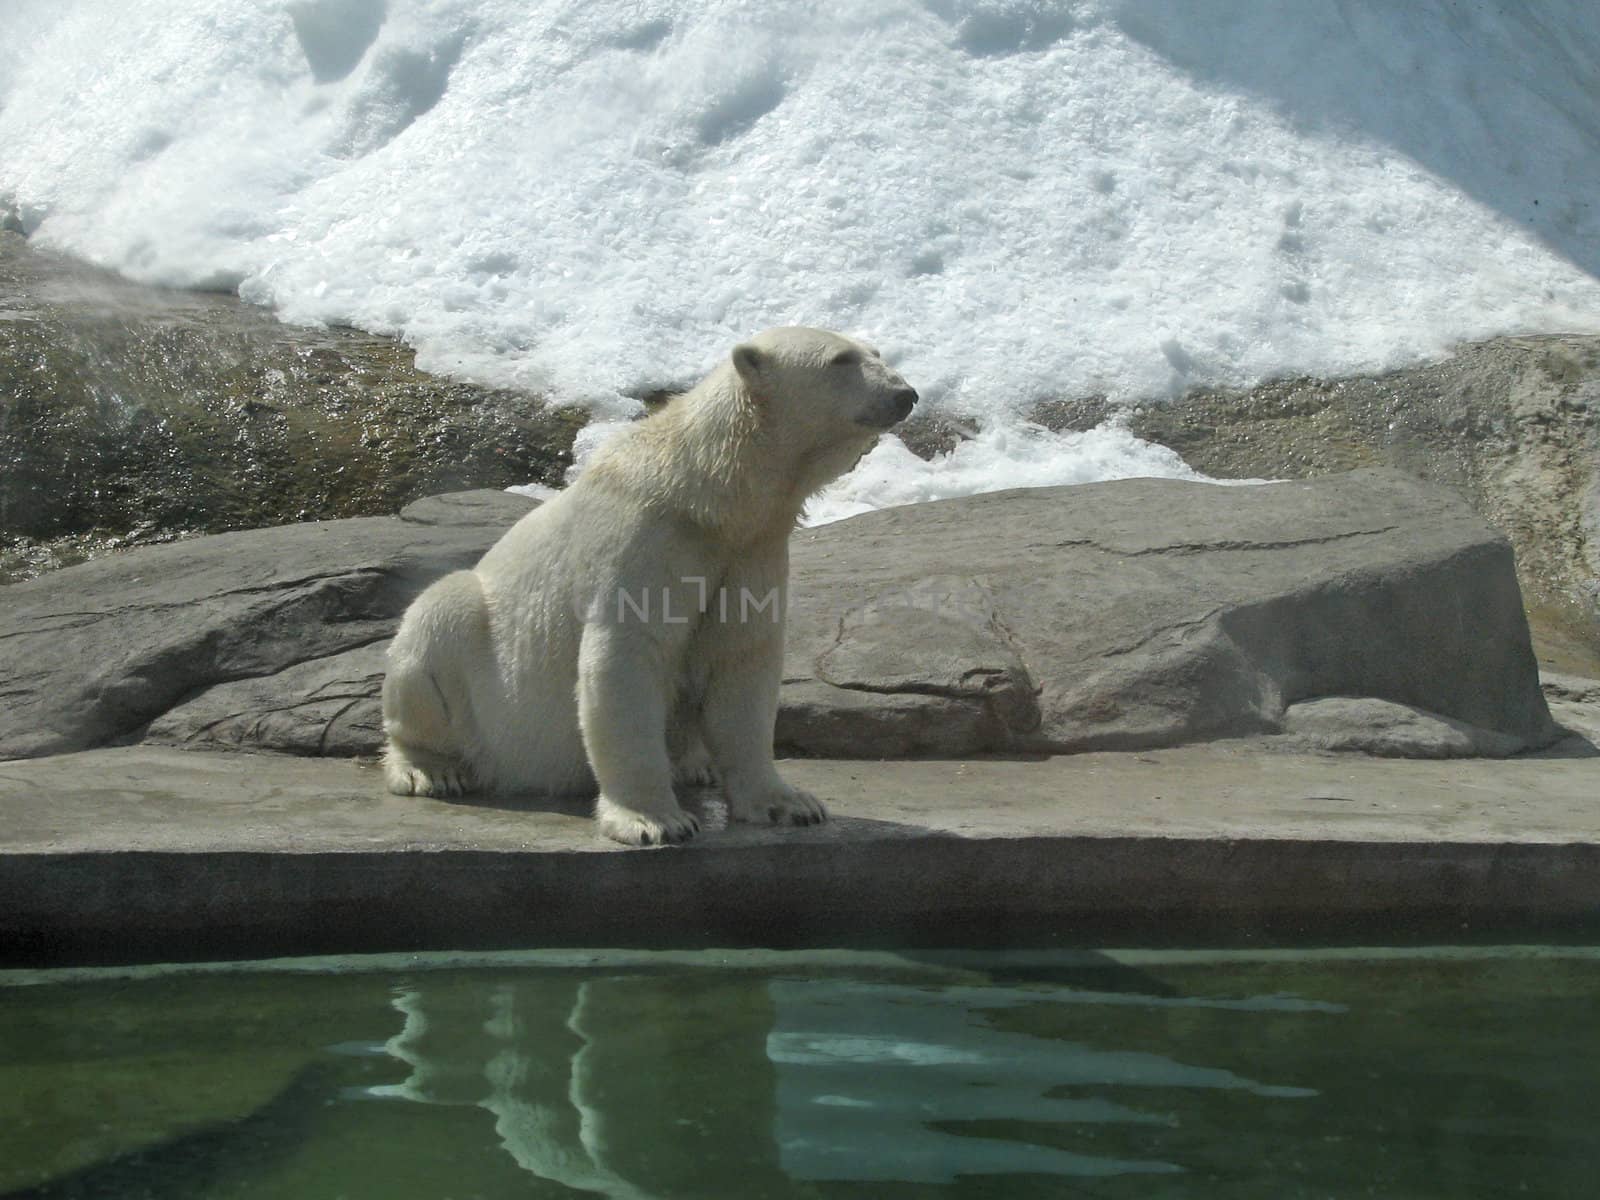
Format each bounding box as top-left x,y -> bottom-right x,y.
397,489 -> 541,528
1539,671 -> 1600,751
145,643 -> 389,758
141,492 -> 543,756
0,491 -> 535,759
780,469 -> 1556,757
1541,671 -> 1600,705
0,471 -> 1557,763
1281,697 -> 1526,758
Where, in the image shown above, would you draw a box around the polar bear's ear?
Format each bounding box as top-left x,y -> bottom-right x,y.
731,342 -> 767,385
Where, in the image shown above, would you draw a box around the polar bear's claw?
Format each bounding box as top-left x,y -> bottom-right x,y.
737,785 -> 828,828
775,788 -> 828,826
774,799 -> 827,826
385,755 -> 474,798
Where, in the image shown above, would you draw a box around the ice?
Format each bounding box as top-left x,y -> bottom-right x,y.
4,0 -> 1598,513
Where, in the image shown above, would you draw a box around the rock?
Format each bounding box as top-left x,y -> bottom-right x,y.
396,490 -> 539,527
775,680 -> 1001,759
0,490 -> 535,759
1541,671 -> 1600,705
0,471 -> 1558,763
144,643 -> 390,758
1540,671 -> 1600,751
0,232 -> 583,582
779,469 -> 1556,757
1280,698 -> 1526,758
5,743 -> 1600,966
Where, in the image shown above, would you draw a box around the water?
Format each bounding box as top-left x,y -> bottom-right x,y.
3,947 -> 1596,1198
5,2 -> 1600,520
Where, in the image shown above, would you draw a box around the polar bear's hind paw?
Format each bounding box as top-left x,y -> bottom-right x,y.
671,742 -> 718,788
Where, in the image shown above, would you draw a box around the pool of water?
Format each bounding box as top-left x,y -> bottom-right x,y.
2,946 -> 1595,1198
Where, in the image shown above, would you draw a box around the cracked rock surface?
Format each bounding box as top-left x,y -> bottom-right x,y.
778,468 -> 1556,757
0,470 -> 1559,763
0,490 -> 533,759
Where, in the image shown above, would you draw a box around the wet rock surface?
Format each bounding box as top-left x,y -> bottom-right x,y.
0,233 -> 584,582
0,473 -> 1564,764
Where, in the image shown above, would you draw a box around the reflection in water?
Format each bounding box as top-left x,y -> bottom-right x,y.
349,973 -> 788,1198
348,972 -> 1326,1193
376,980 -> 661,1199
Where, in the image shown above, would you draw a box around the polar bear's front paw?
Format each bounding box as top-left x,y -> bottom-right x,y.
595,794 -> 702,847
385,754 -> 474,798
731,784 -> 828,828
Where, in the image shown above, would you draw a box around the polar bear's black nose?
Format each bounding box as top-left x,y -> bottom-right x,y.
891,387 -> 918,419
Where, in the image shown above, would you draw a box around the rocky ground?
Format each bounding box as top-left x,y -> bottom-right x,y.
1,474 -> 1586,765
2,241 -> 1597,963
6,229 -> 1597,683
5,740 -> 1599,966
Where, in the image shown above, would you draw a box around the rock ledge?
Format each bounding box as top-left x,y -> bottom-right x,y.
0,471 -> 1558,763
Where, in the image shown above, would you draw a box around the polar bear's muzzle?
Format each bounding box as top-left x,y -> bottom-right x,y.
860,385 -> 919,429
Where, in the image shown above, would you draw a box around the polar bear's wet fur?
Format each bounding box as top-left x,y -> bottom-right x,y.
381,327 -> 918,845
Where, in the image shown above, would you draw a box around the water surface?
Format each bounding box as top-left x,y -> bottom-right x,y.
2,947 -> 1595,1198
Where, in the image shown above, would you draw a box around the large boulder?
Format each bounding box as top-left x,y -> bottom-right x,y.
0,471 -> 1558,763
0,491 -> 534,759
778,469 -> 1556,757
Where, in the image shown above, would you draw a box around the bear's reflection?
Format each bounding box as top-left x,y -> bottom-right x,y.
366,974 -> 785,1197
353,970 -> 1325,1192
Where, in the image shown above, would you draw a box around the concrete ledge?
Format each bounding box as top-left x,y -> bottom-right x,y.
2,745 -> 1598,966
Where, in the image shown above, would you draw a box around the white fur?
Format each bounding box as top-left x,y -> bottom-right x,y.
382,327 -> 917,845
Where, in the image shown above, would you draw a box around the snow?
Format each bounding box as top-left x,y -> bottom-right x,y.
3,0 -> 1598,517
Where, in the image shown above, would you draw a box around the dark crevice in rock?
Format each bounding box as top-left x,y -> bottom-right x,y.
1118,526 -> 1402,556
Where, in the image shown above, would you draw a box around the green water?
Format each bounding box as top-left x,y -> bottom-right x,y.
1,947 -> 1595,1198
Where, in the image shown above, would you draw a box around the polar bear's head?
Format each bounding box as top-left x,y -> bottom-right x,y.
730,326 -> 918,439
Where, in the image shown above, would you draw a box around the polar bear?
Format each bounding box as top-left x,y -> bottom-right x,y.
381,327 -> 918,845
